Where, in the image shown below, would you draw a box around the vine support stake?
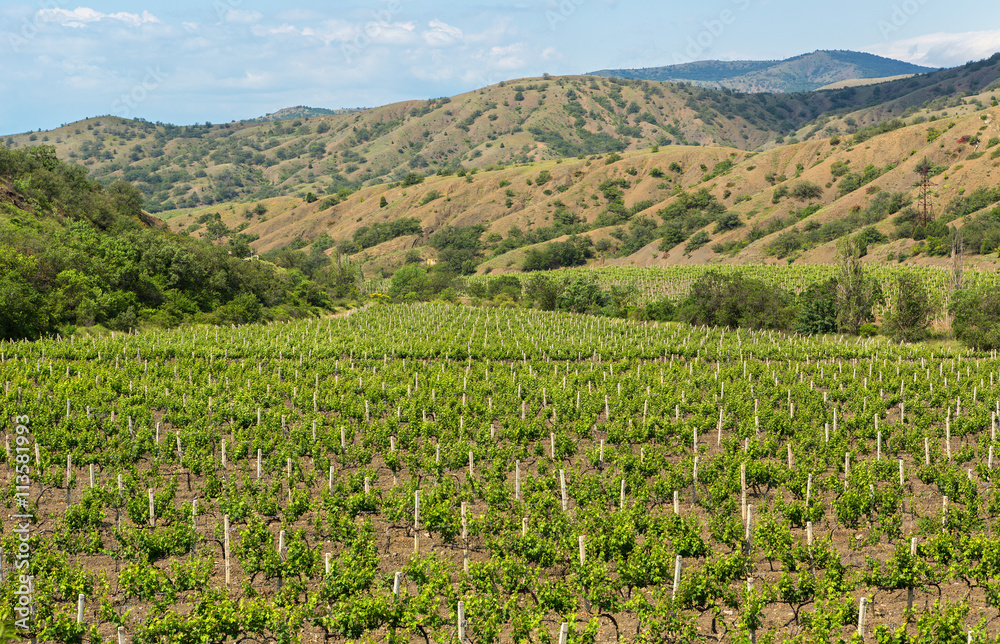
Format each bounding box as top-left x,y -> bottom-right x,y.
560,470 -> 567,512
223,514 -> 231,587
76,593 -> 84,624
148,489 -> 155,527
256,449 -> 262,479
414,490 -> 421,554
672,555 -> 682,600
620,479 -> 626,509
458,601 -> 467,643
857,597 -> 867,637
558,622 -> 568,644
117,627 -> 125,644
462,502 -> 469,574
515,460 -> 521,502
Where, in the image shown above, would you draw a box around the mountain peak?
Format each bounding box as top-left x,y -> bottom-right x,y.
591,50 -> 937,93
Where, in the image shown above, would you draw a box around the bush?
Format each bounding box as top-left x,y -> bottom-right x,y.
676,272 -> 796,330
952,288 -> 1000,349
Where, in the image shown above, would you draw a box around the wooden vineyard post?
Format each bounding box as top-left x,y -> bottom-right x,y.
515,461 -> 521,502
393,571 -> 402,595
76,593 -> 84,624
457,600 -> 467,644
414,490 -> 421,554
744,504 -> 754,554
558,623 -> 568,644
673,490 -> 679,515
741,463 -> 747,520
66,454 -> 72,505
462,502 -> 469,574
857,597 -> 867,637
693,457 -> 698,504
522,517 -> 528,537
672,555 -> 682,600
325,553 -> 331,575
89,464 -> 94,489
806,474 -> 813,506
908,537 -> 917,611
806,521 -> 813,546
223,515 -> 231,587
257,449 -> 262,479
192,499 -> 198,530
117,627 -> 125,644
946,414 -> 952,460
148,489 -> 155,527
620,479 -> 626,509
560,470 -> 567,512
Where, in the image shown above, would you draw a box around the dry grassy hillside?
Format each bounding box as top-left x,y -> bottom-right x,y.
164,100 -> 1000,277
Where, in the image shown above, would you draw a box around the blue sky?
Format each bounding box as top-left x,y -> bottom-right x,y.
2,0 -> 999,134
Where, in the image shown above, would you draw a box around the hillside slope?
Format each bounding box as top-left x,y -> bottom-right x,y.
4,55 -> 998,217
593,50 -> 936,93
162,97 -> 1000,280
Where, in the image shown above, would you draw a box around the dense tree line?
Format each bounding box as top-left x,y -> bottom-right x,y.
0,145 -> 349,340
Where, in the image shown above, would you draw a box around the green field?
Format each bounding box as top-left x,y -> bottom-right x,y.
3,304 -> 1000,642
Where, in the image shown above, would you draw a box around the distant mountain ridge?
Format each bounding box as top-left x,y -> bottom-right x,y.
592,50 -> 937,93
247,106 -> 368,122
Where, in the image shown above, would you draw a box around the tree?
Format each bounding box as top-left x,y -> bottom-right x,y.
388,265 -> 429,300
882,273 -> 935,342
794,278 -> 837,335
834,238 -> 881,334
952,288 -> 1000,350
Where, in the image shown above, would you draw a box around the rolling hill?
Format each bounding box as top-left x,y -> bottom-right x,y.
2,55 -> 1000,289
3,54 -> 997,219
592,50 -> 937,93
160,89 -> 1000,282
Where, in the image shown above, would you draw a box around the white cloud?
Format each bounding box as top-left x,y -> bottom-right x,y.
870,30 -> 1000,68
37,7 -> 160,28
490,43 -> 528,70
424,19 -> 464,47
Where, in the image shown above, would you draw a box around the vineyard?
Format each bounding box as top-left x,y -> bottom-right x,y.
458,265 -> 1000,310
4,304 -> 1000,643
